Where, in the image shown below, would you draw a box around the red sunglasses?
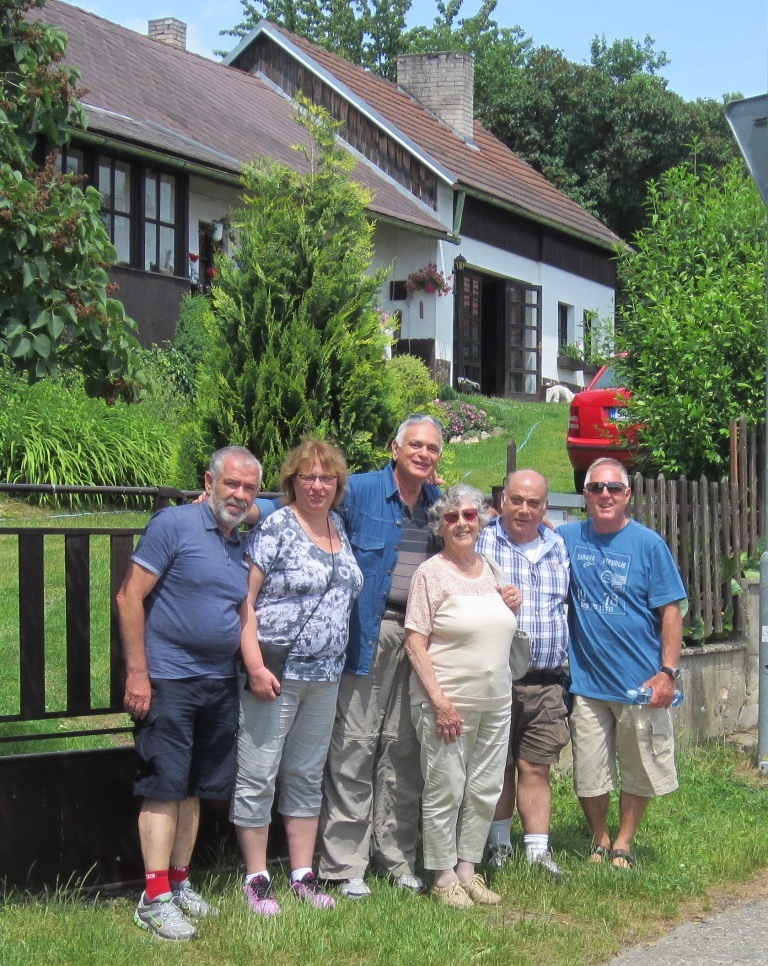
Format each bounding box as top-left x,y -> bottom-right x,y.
443,508 -> 479,524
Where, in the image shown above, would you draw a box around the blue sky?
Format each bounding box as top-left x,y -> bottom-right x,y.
66,0 -> 766,102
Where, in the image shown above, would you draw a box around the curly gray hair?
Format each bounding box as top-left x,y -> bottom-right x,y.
428,483 -> 491,535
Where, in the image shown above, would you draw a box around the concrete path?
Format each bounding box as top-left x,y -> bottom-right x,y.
607,894 -> 768,965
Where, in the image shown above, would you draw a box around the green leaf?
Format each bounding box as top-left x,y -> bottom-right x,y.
8,334 -> 31,358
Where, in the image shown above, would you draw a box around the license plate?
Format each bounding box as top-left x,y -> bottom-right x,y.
609,407 -> 630,421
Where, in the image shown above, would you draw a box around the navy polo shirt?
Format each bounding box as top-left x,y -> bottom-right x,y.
132,501 -> 250,678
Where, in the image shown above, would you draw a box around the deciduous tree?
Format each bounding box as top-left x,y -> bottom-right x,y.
615,160 -> 766,478
0,0 -> 142,398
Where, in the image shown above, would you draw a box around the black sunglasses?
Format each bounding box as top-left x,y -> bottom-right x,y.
585,481 -> 626,495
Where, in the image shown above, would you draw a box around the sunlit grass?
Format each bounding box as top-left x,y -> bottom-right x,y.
1,741 -> 766,965
444,395 -> 572,494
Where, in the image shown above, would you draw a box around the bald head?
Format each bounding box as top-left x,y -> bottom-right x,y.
501,469 -> 549,544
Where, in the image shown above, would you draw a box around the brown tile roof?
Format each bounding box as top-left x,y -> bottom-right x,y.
33,1 -> 447,235
258,25 -> 622,251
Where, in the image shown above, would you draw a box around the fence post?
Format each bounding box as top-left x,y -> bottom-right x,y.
506,440 -> 517,477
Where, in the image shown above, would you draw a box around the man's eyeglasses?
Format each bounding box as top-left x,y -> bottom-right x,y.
297,474 -> 337,486
443,507 -> 479,524
585,481 -> 626,495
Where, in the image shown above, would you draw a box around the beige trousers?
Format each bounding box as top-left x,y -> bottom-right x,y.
412,701 -> 510,870
317,621 -> 423,880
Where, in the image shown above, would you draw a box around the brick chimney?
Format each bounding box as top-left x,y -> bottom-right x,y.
148,17 -> 187,50
396,51 -> 475,142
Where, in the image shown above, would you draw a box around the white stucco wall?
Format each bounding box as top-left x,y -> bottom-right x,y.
371,221 -> 615,388
188,176 -> 242,257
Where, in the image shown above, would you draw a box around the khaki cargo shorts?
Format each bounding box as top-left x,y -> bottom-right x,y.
570,694 -> 678,798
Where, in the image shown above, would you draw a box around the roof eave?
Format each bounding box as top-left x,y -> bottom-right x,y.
461,186 -> 624,255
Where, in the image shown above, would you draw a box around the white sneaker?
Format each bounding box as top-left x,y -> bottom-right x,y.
173,880 -> 219,918
134,892 -> 197,941
530,851 -> 566,880
394,873 -> 424,893
338,877 -> 371,899
487,843 -> 514,869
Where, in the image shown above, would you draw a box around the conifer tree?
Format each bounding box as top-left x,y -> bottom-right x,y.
197,98 -> 395,487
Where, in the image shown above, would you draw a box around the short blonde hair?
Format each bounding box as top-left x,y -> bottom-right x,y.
280,438 -> 349,508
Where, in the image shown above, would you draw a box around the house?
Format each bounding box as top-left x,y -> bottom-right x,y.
37,2 -> 622,394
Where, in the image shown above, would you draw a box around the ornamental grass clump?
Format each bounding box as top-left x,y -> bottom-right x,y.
434,399 -> 493,438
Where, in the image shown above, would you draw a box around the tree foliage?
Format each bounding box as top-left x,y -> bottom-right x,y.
0,0 -> 142,398
223,0 -> 411,78
474,39 -> 737,239
615,160 -> 766,479
196,97 -> 396,488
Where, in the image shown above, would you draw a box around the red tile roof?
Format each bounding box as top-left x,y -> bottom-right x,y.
33,1 -> 447,235
257,25 -> 622,251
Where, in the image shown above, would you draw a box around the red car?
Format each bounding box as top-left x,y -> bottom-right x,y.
566,363 -> 639,492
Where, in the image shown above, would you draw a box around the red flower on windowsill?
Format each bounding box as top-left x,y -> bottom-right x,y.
206,266 -> 218,280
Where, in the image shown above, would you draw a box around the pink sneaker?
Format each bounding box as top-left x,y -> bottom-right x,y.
290,872 -> 336,909
243,875 -> 281,916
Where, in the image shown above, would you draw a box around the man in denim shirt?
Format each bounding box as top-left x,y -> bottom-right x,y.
318,415 -> 442,898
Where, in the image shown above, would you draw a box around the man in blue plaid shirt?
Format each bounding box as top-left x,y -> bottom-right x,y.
476,469 -> 570,878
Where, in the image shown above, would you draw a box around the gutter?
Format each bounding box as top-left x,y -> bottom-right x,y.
73,128 -> 243,187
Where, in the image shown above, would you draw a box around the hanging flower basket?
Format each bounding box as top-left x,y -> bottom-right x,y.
406,263 -> 452,296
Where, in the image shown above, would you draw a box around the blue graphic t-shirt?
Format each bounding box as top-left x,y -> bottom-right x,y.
558,518 -> 686,702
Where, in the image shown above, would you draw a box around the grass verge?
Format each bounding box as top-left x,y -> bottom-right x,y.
444,396 -> 572,494
1,740 -> 765,965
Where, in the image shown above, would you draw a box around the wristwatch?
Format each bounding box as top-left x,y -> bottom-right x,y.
660,666 -> 681,680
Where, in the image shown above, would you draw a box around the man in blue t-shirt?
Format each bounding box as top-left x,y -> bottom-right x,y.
117,445 -> 262,940
558,458 -> 685,870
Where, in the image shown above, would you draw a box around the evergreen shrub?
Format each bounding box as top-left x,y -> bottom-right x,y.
387,354 -> 438,422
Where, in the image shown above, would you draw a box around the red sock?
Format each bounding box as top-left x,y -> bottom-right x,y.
169,865 -> 190,890
145,870 -> 171,901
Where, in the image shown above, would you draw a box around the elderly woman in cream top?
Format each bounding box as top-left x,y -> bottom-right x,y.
405,483 -> 521,909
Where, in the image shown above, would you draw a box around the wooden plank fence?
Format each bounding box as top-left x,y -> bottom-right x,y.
630,417 -> 763,641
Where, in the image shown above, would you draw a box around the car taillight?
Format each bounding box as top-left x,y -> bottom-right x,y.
568,413 -> 579,435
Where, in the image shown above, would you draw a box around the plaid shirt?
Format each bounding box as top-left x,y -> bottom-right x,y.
477,518 -> 569,670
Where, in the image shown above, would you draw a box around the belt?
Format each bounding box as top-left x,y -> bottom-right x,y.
381,607 -> 406,625
515,668 -> 563,686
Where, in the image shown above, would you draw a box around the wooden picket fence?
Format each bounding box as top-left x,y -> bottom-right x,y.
630,418 -> 763,641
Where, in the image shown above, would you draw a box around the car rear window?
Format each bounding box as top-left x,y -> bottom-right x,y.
590,364 -> 624,390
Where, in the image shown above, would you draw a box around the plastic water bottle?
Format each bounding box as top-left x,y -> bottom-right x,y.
626,686 -> 684,707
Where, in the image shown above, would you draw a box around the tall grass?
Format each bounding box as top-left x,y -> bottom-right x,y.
0,741 -> 766,965
0,376 -> 181,498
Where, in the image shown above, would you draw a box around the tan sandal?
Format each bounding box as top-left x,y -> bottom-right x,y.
610,848 -> 635,870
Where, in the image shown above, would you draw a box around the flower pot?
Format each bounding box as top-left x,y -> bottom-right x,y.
423,282 -> 436,294
583,362 -> 599,378
557,354 -> 583,371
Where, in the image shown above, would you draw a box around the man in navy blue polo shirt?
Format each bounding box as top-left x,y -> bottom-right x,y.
117,445 -> 262,941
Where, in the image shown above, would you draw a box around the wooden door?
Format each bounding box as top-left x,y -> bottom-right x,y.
505,282 -> 541,397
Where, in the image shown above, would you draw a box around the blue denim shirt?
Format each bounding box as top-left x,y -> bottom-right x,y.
340,463 -> 440,675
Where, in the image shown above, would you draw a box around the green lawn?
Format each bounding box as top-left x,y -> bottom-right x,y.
442,396 -> 572,494
1,741 -> 766,965
0,498 -> 151,754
